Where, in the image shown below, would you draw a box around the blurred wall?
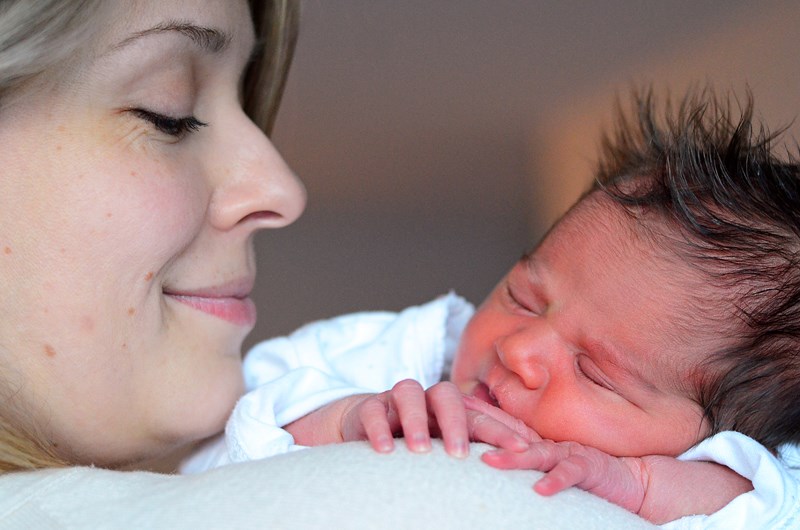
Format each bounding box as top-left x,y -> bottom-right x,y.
248,0 -> 800,347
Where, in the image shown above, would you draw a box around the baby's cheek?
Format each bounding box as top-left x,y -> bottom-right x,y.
510,396 -> 621,453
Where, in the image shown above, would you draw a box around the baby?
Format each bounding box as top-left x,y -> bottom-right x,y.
184,89 -> 800,527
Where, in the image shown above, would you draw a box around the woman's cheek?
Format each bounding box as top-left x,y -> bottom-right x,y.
102,161 -> 208,255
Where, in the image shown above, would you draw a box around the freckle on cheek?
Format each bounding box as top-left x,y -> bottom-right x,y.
144,272 -> 154,281
127,307 -> 135,316
44,344 -> 57,357
3,246 -> 10,255
80,316 -> 95,333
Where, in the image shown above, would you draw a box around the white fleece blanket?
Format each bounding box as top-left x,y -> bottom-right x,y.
0,441 -> 654,529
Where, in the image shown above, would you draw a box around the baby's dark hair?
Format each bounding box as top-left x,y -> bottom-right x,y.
593,87 -> 800,451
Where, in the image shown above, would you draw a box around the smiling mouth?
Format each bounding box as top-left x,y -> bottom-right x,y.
163,292 -> 257,327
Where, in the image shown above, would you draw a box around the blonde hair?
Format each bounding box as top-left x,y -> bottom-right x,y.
0,0 -> 299,473
246,0 -> 299,134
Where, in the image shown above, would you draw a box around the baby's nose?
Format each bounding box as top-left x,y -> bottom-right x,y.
494,332 -> 551,390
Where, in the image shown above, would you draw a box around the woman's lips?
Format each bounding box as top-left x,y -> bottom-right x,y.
166,293 -> 257,327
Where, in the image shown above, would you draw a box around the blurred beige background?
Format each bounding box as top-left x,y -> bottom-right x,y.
248,0 -> 800,346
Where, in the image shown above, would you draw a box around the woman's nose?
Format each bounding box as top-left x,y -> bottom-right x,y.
207,113 -> 306,232
495,325 -> 563,390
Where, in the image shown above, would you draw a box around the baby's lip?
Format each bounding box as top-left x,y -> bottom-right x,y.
471,382 -> 499,408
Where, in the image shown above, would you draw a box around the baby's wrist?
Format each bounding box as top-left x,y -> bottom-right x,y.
286,395 -> 368,446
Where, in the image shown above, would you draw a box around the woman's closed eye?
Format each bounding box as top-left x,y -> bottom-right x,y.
129,108 -> 207,139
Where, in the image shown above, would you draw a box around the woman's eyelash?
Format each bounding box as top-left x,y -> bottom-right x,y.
130,109 -> 208,138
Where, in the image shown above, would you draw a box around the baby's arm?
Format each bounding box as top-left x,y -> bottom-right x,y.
482,440 -> 751,525
636,456 -> 751,524
286,379 -> 531,457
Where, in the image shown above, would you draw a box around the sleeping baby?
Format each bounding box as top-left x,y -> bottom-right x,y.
182,89 -> 800,528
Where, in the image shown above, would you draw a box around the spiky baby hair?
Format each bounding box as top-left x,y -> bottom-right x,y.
594,88 -> 800,450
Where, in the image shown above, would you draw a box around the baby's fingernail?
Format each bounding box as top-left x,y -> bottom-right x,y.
376,436 -> 394,453
533,477 -> 554,496
450,440 -> 469,459
411,433 -> 431,452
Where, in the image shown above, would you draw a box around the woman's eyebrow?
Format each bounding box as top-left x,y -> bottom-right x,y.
112,20 -> 231,54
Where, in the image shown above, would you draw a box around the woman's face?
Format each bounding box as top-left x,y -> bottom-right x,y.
0,0 -> 305,465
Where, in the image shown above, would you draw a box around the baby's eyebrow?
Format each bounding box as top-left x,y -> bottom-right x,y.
112,20 -> 231,54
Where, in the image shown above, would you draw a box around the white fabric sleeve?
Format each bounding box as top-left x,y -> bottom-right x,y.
660,432 -> 800,530
181,292 -> 474,472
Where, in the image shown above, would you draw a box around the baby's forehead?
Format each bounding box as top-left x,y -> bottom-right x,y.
546,191 -> 732,388
550,192 -> 656,255
559,191 -> 693,262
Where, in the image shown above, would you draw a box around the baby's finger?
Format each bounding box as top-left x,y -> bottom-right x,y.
533,454 -> 592,496
481,440 -> 570,471
465,411 -> 529,452
357,396 -> 395,453
391,379 -> 432,453
426,382 -> 469,458
462,395 -> 542,443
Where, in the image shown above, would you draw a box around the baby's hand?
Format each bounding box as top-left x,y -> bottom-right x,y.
461,394 -> 542,444
481,441 -> 752,524
340,379 -> 530,458
462,398 -> 647,512
482,440 -> 647,515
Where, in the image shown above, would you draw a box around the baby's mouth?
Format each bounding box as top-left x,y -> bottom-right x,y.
472,382 -> 499,408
